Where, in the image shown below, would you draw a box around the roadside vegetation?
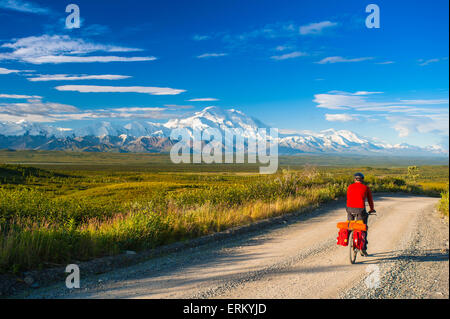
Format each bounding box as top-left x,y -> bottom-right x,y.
438,188 -> 449,217
0,151 -> 448,273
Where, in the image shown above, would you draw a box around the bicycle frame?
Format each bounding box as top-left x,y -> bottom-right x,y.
348,211 -> 376,264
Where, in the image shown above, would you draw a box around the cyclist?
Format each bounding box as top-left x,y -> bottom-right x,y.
346,172 -> 375,256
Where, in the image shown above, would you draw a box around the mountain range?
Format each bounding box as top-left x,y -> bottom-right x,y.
0,106 -> 447,156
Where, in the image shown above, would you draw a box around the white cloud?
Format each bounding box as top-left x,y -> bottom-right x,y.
270,51 -> 307,60
316,56 -> 374,64
27,74 -> 131,81
55,85 -> 186,95
418,58 -> 440,66
164,104 -> 194,109
1,34 -> 141,54
313,91 -> 449,139
52,108 -> 175,121
0,67 -> 20,74
0,0 -> 50,14
107,107 -> 165,113
387,113 -> 449,138
0,104 -> 175,122
197,53 -> 228,58
376,61 -> 395,65
0,34 -> 155,64
314,92 -> 363,110
0,99 -> 79,122
20,55 -> 155,64
325,114 -> 356,122
299,21 -> 338,35
275,45 -> 291,51
314,91 -> 448,113
353,91 -> 383,96
0,93 -> 42,99
193,35 -> 210,41
400,99 -> 449,105
187,98 -> 219,102
222,22 -> 301,45
0,99 -> 183,122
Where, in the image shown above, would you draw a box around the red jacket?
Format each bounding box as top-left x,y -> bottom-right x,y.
347,182 -> 374,210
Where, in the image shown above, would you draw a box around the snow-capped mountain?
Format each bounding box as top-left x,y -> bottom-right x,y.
0,106 -> 447,156
165,106 -> 266,132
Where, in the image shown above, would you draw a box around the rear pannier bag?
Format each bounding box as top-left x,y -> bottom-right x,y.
353,231 -> 366,250
337,228 -> 349,246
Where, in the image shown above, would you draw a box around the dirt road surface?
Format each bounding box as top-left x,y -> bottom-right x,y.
22,195 -> 449,299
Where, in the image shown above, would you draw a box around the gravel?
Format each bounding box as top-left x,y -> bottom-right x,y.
11,195 -> 448,299
341,207 -> 449,299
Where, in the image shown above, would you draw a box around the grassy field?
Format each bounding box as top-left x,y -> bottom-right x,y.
0,150 -> 448,273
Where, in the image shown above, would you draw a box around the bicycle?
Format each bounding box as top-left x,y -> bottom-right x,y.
348,210 -> 376,264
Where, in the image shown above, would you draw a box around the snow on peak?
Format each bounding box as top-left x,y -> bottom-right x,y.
0,106 -> 446,156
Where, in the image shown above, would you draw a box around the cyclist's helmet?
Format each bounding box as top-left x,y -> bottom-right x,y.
354,172 -> 364,181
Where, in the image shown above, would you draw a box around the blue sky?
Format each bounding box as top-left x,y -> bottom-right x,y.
0,0 -> 448,149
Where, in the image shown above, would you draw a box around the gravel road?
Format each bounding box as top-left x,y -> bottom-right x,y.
21,194 -> 448,299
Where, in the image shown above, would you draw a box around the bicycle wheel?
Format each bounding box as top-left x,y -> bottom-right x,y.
349,230 -> 357,264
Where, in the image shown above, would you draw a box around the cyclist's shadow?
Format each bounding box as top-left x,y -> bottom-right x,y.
358,249 -> 449,264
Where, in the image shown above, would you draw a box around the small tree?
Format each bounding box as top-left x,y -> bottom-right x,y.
407,166 -> 420,183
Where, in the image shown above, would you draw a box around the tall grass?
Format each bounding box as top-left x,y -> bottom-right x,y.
438,188 -> 449,217
0,166 -> 448,273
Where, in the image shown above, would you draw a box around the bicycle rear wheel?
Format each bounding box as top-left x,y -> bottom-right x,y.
349,230 -> 357,264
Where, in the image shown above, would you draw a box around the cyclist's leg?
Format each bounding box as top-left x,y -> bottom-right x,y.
346,207 -> 358,221
358,209 -> 369,251
347,210 -> 355,221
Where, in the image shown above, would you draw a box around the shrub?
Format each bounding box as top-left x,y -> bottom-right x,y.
438,189 -> 449,217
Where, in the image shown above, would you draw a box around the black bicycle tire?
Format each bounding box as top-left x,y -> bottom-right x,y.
349,230 -> 357,264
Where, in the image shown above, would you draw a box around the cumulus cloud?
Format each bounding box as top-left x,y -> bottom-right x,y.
0,34 -> 155,64
316,56 -> 374,64
299,21 -> 338,35
270,51 -> 307,60
27,74 -> 131,81
55,85 -> 186,95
